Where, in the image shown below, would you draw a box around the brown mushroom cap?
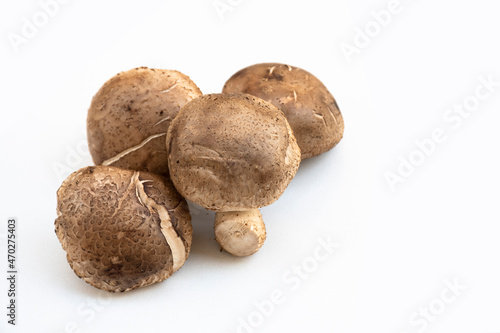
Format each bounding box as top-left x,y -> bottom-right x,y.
222,63 -> 344,159
166,93 -> 301,212
87,67 -> 202,176
55,165 -> 192,292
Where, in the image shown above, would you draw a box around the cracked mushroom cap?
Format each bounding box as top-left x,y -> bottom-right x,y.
87,67 -> 202,176
55,166 -> 192,292
222,63 -> 344,159
166,93 -> 301,211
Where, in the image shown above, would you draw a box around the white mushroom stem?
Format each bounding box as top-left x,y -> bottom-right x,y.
214,209 -> 266,257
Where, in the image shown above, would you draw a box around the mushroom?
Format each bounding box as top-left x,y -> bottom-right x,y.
55,165 -> 192,292
87,67 -> 202,176
166,93 -> 300,256
222,63 -> 344,159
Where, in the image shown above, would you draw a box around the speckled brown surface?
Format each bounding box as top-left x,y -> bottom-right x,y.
167,93 -> 301,211
55,166 -> 192,292
222,63 -> 344,159
87,67 -> 202,176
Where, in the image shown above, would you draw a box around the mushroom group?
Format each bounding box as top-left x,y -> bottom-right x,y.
55,64 -> 344,292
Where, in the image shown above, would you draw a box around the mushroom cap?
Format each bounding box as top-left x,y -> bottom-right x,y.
222,63 -> 344,159
87,67 -> 202,176
167,93 -> 301,212
55,166 -> 192,292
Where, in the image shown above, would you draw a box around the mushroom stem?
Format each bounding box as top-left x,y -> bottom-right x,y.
214,209 -> 266,257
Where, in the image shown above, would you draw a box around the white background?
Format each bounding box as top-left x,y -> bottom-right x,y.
1,0 -> 499,332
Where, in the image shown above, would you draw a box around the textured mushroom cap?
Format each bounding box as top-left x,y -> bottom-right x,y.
87,67 -> 202,176
222,63 -> 344,159
55,166 -> 192,292
167,93 -> 301,211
